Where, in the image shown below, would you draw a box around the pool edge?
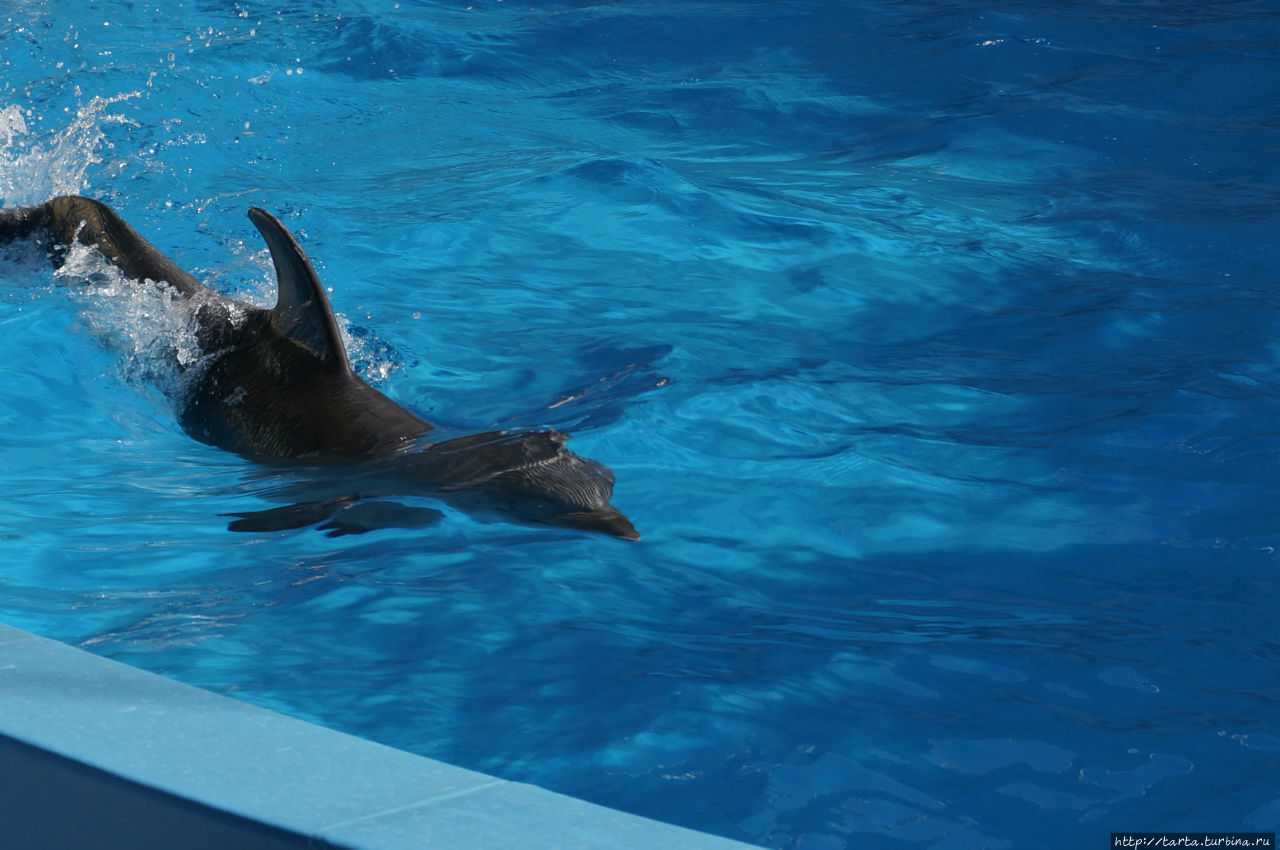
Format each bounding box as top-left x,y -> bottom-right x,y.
0,621 -> 760,850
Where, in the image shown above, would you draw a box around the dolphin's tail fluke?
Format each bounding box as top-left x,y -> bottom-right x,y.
0,195 -> 210,300
0,201 -> 51,242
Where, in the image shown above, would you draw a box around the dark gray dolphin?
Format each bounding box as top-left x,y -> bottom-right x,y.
0,195 -> 639,541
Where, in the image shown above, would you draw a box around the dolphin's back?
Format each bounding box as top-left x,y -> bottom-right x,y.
180,307 -> 430,458
179,205 -> 433,458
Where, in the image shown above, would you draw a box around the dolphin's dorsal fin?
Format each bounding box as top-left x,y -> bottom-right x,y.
248,207 -> 351,373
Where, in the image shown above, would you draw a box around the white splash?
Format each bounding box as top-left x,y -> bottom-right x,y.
0,93 -> 215,406
1,93 -> 403,399
56,240 -> 207,402
0,92 -> 139,203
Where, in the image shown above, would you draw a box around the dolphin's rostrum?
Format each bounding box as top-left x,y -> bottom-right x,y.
0,195 -> 639,541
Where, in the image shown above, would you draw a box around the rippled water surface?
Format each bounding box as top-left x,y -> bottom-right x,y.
2,2 -> 1278,847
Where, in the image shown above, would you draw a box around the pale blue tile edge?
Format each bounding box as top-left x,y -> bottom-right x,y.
0,622 -> 759,850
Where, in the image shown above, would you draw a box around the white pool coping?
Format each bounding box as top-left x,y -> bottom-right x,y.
0,622 -> 760,850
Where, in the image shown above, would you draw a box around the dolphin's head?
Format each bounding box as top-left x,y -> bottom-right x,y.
399,429 -> 640,541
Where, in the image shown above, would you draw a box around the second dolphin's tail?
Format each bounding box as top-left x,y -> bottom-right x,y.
0,195 -> 210,300
0,201 -> 52,242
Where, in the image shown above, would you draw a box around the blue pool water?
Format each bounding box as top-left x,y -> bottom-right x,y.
2,1 -> 1278,847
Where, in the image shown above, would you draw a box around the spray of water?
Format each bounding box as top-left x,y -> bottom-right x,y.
54,240 -> 211,401
1,93 -> 402,407
0,93 -> 211,406
0,93 -> 139,203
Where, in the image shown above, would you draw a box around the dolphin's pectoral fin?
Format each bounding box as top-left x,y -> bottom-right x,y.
247,207 -> 351,373
223,497 -> 356,533
315,501 -> 445,538
223,497 -> 444,537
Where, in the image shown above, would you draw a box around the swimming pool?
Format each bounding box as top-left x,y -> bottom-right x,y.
2,1 -> 1278,847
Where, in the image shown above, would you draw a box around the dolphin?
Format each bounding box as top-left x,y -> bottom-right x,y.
0,195 -> 639,540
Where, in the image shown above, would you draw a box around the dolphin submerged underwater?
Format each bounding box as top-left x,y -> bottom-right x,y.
0,195 -> 640,541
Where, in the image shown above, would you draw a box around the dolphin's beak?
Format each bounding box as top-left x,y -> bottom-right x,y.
557,506 -> 641,541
